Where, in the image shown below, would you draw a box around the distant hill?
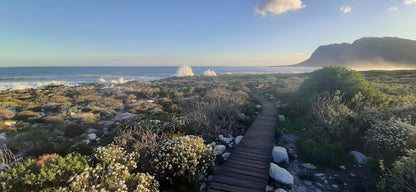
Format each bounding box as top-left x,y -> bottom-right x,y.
296,37 -> 416,69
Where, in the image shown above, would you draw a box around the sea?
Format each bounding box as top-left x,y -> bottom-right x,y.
0,66 -> 317,90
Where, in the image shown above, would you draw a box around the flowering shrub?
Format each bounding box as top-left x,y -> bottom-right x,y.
62,144 -> 159,192
365,117 -> 416,159
378,149 -> 416,192
0,153 -> 88,191
152,135 -> 214,187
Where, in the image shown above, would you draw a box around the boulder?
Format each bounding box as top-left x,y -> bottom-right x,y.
0,132 -> 6,141
214,145 -> 226,155
222,152 -> 231,161
219,134 -> 233,144
87,133 -> 97,141
115,112 -> 137,120
235,135 -> 243,145
269,163 -> 294,185
350,151 -> 368,165
278,115 -> 285,122
272,146 -> 289,164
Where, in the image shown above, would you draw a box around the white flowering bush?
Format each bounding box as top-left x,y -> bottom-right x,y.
152,135 -> 214,187
365,117 -> 416,159
62,144 -> 159,192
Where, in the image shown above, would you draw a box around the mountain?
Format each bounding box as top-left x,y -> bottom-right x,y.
296,37 -> 416,68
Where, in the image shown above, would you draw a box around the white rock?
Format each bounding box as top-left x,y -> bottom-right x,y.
116,112 -> 137,120
332,184 -> 339,189
0,132 -> 6,141
83,139 -> 90,144
274,189 -> 287,192
350,151 -> 368,165
149,120 -> 161,124
235,135 -> 243,145
269,163 -> 294,185
272,146 -> 289,164
210,142 -> 216,146
315,173 -> 324,177
339,165 -> 346,170
301,163 -> 317,169
222,152 -> 231,161
87,133 -> 97,140
278,115 -> 285,122
0,163 -> 6,171
200,183 -> 206,191
214,145 -> 226,155
219,134 -> 233,144
256,104 -> 262,109
86,128 -> 97,133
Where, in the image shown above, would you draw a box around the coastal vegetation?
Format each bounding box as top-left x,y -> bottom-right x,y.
1,68 -> 416,191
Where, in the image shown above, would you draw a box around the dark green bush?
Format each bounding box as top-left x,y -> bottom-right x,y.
297,139 -> 347,167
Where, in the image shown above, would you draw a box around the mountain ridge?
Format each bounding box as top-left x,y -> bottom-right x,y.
295,37 -> 416,68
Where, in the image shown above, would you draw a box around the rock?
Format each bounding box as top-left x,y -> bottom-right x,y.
87,133 -> 97,140
339,165 -> 346,170
269,163 -> 294,185
0,132 -> 6,141
207,175 -> 214,181
303,180 -> 313,186
278,115 -> 285,122
83,139 -> 90,144
272,146 -> 289,164
210,142 -> 216,146
274,189 -> 287,192
235,135 -> 243,145
222,152 -> 231,161
116,112 -> 137,120
301,163 -> 317,169
256,104 -> 262,109
281,134 -> 298,144
86,128 -> 97,133
214,145 -> 226,155
266,185 -> 274,192
315,173 -> 324,177
324,180 -> 328,184
219,135 -> 233,144
284,143 -> 297,158
332,184 -> 339,189
350,151 -> 368,165
200,183 -> 206,191
149,120 -> 161,124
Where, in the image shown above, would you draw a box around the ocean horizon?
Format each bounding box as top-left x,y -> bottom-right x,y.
0,66 -> 317,90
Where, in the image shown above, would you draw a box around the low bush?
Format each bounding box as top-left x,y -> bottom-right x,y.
297,139 -> 347,167
0,153 -> 88,191
378,149 -> 416,192
152,135 -> 214,189
364,117 -> 416,161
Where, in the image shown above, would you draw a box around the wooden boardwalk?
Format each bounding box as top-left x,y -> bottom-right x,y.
208,96 -> 277,192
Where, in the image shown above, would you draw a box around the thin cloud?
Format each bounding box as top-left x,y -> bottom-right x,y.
340,6 -> 352,14
404,0 -> 416,5
255,0 -> 305,16
388,6 -> 398,11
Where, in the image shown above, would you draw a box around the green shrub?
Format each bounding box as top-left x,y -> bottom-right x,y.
297,139 -> 347,167
0,153 -> 88,191
63,124 -> 85,137
378,149 -> 416,192
152,135 -> 214,189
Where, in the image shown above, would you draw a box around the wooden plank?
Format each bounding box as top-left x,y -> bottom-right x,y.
209,182 -> 262,192
213,175 -> 265,191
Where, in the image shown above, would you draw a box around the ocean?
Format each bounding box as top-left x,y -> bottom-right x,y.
0,66 -> 317,90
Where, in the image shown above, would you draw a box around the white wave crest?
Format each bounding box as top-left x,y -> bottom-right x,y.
203,69 -> 217,76
0,81 -> 75,90
175,65 -> 194,77
98,77 -> 106,83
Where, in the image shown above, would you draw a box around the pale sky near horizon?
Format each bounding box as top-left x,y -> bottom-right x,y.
1,0 -> 416,67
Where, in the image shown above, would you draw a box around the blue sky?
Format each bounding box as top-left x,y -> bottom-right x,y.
1,0 -> 416,67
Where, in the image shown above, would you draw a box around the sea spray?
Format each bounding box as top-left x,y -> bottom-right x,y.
175,66 -> 194,77
203,69 -> 217,76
